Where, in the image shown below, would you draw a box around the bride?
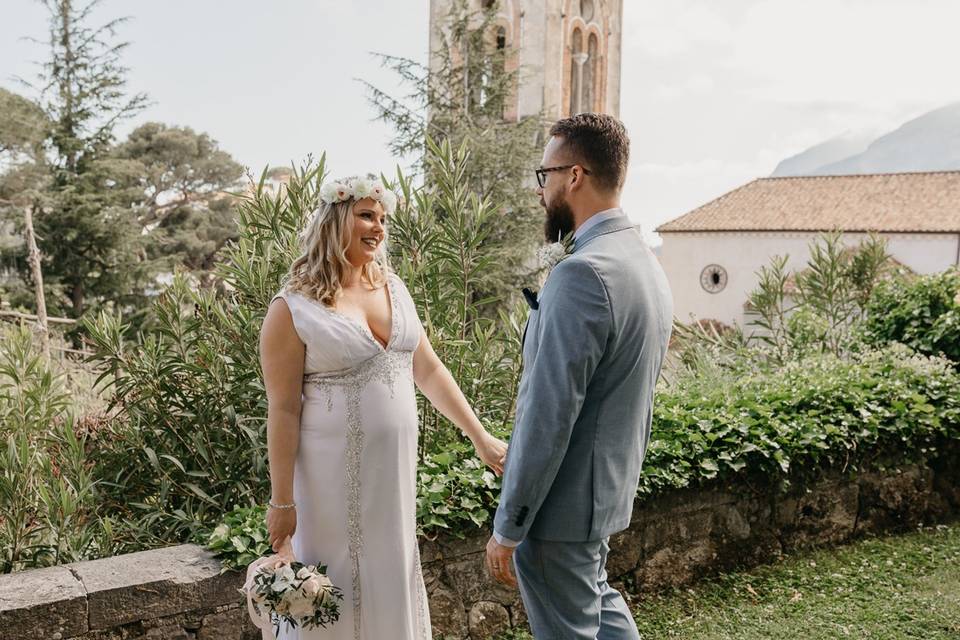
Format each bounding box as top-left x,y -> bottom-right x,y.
259,175 -> 507,639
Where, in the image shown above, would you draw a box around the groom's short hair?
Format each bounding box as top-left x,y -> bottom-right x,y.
549,113 -> 629,193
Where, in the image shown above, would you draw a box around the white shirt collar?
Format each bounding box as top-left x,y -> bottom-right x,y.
573,207 -> 624,241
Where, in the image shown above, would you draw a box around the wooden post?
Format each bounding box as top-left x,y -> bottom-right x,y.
23,202 -> 50,360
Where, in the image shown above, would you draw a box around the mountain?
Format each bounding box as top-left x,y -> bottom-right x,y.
771,102 -> 960,177
772,131 -> 875,177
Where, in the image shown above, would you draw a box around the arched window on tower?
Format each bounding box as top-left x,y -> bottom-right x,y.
568,28 -> 584,116
584,32 -> 599,112
496,26 -> 507,51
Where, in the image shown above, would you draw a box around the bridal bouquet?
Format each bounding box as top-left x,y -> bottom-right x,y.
242,538 -> 344,638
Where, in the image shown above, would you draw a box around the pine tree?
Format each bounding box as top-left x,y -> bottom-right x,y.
27,0 -> 150,318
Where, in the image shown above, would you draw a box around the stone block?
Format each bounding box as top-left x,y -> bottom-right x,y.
69,544 -> 242,630
428,586 -> 468,639
468,601 -> 510,638
508,596 -> 527,628
198,606 -> 260,640
856,465 -> 943,533
444,555 -> 516,606
606,526 -> 643,580
779,479 -> 859,550
437,530 -> 489,560
0,564 -> 87,640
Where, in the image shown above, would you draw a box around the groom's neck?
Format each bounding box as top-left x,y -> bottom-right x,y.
572,196 -> 621,232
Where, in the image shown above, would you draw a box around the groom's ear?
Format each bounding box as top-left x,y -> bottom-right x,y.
569,165 -> 588,190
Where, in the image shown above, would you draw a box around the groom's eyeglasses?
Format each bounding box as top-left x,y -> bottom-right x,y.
535,165 -> 591,188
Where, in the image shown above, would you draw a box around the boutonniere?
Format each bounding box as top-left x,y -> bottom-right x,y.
536,231 -> 575,273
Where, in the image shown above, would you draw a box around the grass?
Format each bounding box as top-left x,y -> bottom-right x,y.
498,524 -> 960,640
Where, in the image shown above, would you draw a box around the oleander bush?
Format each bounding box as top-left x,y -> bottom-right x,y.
0,326 -> 115,572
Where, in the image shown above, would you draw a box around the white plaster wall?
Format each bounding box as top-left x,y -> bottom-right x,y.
659,232 -> 960,327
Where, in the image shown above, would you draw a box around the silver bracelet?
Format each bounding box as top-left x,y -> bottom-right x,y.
269,501 -> 296,510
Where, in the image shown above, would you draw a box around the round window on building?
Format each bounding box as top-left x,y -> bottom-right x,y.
700,264 -> 728,293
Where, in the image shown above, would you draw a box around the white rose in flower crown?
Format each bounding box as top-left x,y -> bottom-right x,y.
334,182 -> 352,201
350,177 -> 373,200
319,182 -> 340,204
380,189 -> 398,214
370,182 -> 384,199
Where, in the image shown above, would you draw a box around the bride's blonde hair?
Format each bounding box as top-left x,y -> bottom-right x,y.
285,198 -> 390,307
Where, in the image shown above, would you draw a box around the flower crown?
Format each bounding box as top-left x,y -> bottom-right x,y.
318,175 -> 398,215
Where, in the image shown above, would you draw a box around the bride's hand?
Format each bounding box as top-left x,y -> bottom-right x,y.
474,433 -> 508,476
266,505 -> 297,552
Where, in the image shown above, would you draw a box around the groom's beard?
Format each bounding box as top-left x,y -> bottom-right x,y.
543,196 -> 575,243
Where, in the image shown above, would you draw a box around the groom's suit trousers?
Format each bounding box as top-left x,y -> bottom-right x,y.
514,536 -> 639,640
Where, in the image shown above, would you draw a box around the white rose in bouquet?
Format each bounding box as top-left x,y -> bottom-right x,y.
272,565 -> 296,592
301,576 -> 321,596
283,588 -> 316,618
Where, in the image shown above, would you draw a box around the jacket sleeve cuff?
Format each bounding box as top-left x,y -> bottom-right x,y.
493,530 -> 522,547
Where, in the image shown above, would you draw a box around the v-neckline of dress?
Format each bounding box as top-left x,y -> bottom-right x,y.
300,277 -> 396,352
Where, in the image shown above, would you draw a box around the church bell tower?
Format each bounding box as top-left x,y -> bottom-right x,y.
428,0 -> 623,122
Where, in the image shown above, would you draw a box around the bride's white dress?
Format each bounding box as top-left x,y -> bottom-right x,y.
273,273 -> 431,640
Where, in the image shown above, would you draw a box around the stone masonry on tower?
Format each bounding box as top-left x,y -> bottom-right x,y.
428,0 -> 623,121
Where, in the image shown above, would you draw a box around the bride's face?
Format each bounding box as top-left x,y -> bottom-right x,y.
344,197 -> 387,267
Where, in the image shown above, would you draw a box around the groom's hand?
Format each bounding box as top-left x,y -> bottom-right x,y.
485,536 -> 518,588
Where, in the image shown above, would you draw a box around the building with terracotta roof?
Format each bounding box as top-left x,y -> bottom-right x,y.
656,171 -> 960,326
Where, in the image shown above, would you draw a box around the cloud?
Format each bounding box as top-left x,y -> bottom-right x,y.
724,0 -> 960,106
624,0 -> 735,58
651,74 -> 716,100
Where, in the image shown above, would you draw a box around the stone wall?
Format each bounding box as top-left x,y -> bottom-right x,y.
1,450 -> 957,640
421,450 -> 960,638
0,545 -> 259,640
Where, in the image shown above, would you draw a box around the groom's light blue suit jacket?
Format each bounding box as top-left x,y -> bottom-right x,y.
494,212 -> 673,543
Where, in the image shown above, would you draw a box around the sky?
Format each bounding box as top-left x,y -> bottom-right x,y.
3,0 -> 960,245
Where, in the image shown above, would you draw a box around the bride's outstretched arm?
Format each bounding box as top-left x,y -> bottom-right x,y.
260,299 -> 305,550
412,327 -> 507,475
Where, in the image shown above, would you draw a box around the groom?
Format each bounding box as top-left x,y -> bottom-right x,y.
485,113 -> 673,639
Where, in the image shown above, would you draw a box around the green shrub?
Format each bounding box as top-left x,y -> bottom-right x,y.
643,345 -> 960,495
205,504 -> 270,572
416,439 -> 502,537
0,326 -> 114,572
389,139 -> 525,455
860,268 -> 960,363
83,160 -> 315,549
745,233 -> 894,362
